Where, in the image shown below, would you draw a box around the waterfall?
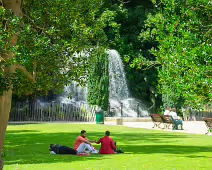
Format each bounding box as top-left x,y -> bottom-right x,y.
107,49 -> 149,117
58,82 -> 87,104
57,49 -> 149,117
108,50 -> 130,100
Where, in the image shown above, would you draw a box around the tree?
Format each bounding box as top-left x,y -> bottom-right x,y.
139,0 -> 211,109
87,48 -> 109,111
116,5 -> 159,109
87,3 -> 161,112
0,1 -> 24,169
0,0 -> 110,169
86,5 -> 124,111
103,3 -> 160,111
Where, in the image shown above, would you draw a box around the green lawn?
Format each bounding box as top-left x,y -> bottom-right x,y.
3,123 -> 212,170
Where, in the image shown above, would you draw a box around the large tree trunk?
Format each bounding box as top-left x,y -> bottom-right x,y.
0,0 -> 22,169
0,90 -> 12,170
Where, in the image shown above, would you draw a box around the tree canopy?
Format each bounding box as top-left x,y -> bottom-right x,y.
0,1 -> 119,168
0,0 -> 112,97
1,0 -> 210,110
137,0 -> 211,109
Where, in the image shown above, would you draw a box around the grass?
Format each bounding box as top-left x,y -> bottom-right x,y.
3,123 -> 212,170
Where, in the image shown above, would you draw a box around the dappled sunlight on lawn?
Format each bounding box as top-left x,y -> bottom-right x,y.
4,124 -> 212,170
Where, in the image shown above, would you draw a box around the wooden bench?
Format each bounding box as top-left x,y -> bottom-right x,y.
150,114 -> 163,128
161,115 -> 183,130
160,115 -> 174,129
203,118 -> 212,135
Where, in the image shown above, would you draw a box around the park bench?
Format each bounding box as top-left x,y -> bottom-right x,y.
203,118 -> 212,135
161,115 -> 183,130
160,115 -> 174,129
150,114 -> 163,128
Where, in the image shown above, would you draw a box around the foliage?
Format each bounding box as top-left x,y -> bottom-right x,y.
119,6 -> 158,105
1,0 -> 159,112
86,3 -> 156,111
83,3 -> 160,111
0,0 -> 110,97
86,5 -> 125,110
139,0 -> 212,109
87,48 -> 109,111
105,4 -> 160,111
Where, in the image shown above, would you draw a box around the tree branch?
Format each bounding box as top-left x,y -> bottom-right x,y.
33,61 -> 36,80
118,0 -> 130,4
14,64 -> 36,83
22,13 -> 47,32
141,61 -> 160,71
0,56 -> 6,62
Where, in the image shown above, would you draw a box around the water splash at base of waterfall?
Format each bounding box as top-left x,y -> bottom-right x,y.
107,50 -> 149,117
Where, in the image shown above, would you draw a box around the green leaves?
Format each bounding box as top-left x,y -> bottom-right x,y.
0,0 -> 111,97
87,48 -> 109,111
140,0 -> 212,109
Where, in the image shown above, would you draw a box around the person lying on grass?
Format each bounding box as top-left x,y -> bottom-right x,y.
50,144 -> 77,155
74,130 -> 98,154
95,131 -> 117,154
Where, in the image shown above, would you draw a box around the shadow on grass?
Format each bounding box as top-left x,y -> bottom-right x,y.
4,126 -> 212,165
6,130 -> 40,133
8,122 -> 42,125
118,144 -> 212,157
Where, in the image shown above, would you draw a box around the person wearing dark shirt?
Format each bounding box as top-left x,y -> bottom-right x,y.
96,131 -> 116,154
50,144 -> 77,155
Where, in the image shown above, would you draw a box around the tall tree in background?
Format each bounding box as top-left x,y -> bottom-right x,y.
0,0 -> 109,169
87,6 -> 125,111
102,3 -> 160,111
116,5 -> 159,111
139,0 -> 211,108
87,48 -> 109,111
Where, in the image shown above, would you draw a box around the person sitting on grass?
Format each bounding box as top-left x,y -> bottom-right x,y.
74,130 -> 98,154
170,108 -> 183,130
96,131 -> 117,154
50,144 -> 77,155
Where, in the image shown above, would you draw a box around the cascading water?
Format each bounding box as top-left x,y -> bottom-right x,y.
107,50 -> 149,117
57,50 -> 89,105
58,82 -> 87,104
57,49 -> 148,117
108,50 -> 130,100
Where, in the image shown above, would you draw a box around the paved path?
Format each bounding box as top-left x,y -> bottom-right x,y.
104,121 -> 210,135
9,120 -> 210,135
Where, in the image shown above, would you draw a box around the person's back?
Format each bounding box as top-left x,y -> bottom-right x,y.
164,106 -> 171,115
170,108 -> 178,119
96,131 -> 116,154
169,108 -> 183,130
164,109 -> 170,115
